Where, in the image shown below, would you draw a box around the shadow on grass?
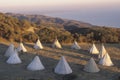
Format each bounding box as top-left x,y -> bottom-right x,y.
0,43 -> 9,55
0,43 -> 120,80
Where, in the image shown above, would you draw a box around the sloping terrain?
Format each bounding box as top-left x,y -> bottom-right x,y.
0,41 -> 119,80
0,12 -> 120,43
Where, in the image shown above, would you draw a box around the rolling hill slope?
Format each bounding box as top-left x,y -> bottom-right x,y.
0,12 -> 120,43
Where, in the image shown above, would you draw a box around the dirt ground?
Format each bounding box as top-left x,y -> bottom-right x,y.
0,42 -> 120,80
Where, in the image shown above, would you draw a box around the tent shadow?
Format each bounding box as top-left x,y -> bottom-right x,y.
0,42 -> 119,80
0,43 -> 9,55
24,43 -> 34,48
41,44 -> 98,63
105,43 -> 120,49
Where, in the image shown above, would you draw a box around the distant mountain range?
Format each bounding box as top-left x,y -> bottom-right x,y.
6,13 -> 93,31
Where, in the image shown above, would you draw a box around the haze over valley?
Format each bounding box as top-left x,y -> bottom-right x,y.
0,0 -> 120,27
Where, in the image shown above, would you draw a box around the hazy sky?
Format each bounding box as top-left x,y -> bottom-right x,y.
0,0 -> 120,27
0,0 -> 119,10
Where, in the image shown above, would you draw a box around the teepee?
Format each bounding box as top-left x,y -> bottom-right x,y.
27,56 -> 45,71
34,39 -> 43,49
84,58 -> 100,73
6,49 -> 22,64
99,53 -> 113,66
17,42 -> 27,52
4,44 -> 14,57
89,43 -> 99,54
71,41 -> 81,50
98,44 -> 107,59
52,38 -> 62,48
54,56 -> 72,74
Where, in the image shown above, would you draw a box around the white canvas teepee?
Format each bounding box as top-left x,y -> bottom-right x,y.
6,49 -> 22,64
84,58 -> 100,73
34,39 -> 43,49
17,42 -> 27,52
4,44 -> 14,57
54,56 -> 72,74
99,53 -> 114,66
27,56 -> 45,71
99,44 -> 107,59
71,41 -> 81,50
52,39 -> 62,48
90,43 -> 99,54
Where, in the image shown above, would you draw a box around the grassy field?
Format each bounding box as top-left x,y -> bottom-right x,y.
0,41 -> 120,80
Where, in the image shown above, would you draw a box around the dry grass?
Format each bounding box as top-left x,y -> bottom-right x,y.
0,41 -> 120,80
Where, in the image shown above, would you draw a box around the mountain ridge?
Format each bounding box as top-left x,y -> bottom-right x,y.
6,13 -> 93,30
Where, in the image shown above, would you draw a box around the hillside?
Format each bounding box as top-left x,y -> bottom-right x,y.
0,12 -> 120,43
0,12 -> 120,80
0,12 -> 73,43
0,12 -> 35,41
0,41 -> 119,80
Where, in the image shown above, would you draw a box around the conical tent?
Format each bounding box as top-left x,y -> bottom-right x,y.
84,58 -> 100,73
99,53 -> 114,66
6,49 -> 22,64
17,42 -> 27,52
71,41 -> 81,50
54,56 -> 72,74
99,44 -> 107,59
4,44 -> 14,57
27,56 -> 45,71
34,39 -> 43,49
90,43 -> 99,54
52,39 -> 62,48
